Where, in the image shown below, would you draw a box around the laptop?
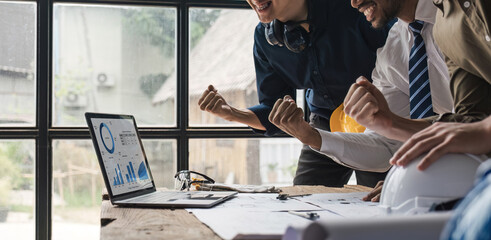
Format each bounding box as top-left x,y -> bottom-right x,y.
85,112 -> 237,208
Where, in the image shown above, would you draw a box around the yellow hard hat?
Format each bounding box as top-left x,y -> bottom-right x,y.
330,103 -> 366,133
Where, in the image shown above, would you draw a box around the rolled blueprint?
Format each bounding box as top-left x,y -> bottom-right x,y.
283,211 -> 453,240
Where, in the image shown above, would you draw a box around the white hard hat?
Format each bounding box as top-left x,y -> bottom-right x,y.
379,153 -> 484,215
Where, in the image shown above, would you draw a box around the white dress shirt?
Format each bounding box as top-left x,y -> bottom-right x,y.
315,0 -> 454,172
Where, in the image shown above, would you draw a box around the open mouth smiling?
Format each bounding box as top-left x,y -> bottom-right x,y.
254,1 -> 272,12
358,1 -> 377,22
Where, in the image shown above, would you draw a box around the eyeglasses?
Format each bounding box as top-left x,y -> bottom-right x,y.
174,170 -> 215,191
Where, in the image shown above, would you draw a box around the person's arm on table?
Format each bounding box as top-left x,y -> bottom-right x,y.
390,116 -> 491,170
362,180 -> 384,202
344,77 -> 431,142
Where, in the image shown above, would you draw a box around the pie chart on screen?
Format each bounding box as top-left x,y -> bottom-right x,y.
100,122 -> 115,154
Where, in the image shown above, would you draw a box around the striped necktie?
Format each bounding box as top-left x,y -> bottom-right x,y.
408,20 -> 434,119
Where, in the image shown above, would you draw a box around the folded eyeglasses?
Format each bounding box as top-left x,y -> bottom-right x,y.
174,170 -> 215,191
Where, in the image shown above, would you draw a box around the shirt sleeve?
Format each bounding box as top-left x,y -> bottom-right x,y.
371,44 -> 411,119
313,129 -> 402,172
247,25 -> 296,136
428,58 -> 491,123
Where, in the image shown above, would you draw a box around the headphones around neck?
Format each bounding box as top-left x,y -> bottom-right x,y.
264,19 -> 310,53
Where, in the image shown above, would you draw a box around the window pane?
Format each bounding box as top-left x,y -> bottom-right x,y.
0,2 -> 36,127
0,140 -> 35,240
53,4 -> 176,127
180,8 -> 258,127
141,140 -> 177,188
189,138 -> 302,185
52,139 -> 176,240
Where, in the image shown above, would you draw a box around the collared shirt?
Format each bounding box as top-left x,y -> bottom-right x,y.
248,0 -> 390,136
432,0 -> 491,123
372,0 -> 453,119
317,0 -> 454,172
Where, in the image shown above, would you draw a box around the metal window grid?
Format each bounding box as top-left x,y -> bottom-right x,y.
0,0 -> 308,239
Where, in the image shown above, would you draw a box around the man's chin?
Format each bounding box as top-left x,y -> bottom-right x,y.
370,21 -> 384,29
370,17 -> 390,29
253,11 -> 273,23
258,16 -> 274,23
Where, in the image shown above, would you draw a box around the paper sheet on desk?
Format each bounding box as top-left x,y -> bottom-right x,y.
293,192 -> 372,204
197,193 -> 321,211
188,192 -> 384,239
190,209 -> 314,239
292,192 -> 384,218
187,193 -> 325,239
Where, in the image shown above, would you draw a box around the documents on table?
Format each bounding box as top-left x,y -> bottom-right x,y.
292,191 -> 376,205
189,208 -> 312,239
187,192 -> 386,239
206,193 -> 320,211
291,192 -> 383,218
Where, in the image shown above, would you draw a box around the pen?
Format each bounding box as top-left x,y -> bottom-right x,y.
288,211 -> 319,220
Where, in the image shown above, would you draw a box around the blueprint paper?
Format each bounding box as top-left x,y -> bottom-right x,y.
186,193 -> 323,239
293,192 -> 384,218
322,203 -> 385,218
189,193 -> 321,212
293,192 -> 374,205
189,208 -> 312,239
187,192 -> 386,239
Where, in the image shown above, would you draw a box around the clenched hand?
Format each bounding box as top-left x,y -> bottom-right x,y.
198,85 -> 233,120
268,95 -> 321,150
343,77 -> 393,135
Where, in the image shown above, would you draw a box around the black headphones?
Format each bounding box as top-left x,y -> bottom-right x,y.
264,19 -> 310,53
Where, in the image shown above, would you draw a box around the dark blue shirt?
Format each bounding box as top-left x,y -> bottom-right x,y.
248,0 -> 390,136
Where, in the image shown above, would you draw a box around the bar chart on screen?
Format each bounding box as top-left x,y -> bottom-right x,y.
125,162 -> 138,183
138,162 -> 149,180
113,164 -> 125,186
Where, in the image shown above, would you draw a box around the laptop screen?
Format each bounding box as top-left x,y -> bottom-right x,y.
89,116 -> 154,196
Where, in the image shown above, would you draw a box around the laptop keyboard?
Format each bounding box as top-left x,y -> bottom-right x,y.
121,191 -> 190,203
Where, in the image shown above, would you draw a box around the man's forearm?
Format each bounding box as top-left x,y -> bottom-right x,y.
480,116 -> 491,145
379,114 -> 432,142
316,130 -> 401,172
483,116 -> 491,133
226,107 -> 266,131
293,126 -> 322,150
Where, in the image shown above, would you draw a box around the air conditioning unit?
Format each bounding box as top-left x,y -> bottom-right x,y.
62,91 -> 88,108
94,72 -> 116,87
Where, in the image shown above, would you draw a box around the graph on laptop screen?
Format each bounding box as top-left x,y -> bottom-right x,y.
91,117 -> 153,195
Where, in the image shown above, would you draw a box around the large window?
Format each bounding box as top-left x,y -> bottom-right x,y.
0,1 -> 305,240
53,4 -> 176,126
190,138 -> 302,186
0,141 -> 35,239
0,2 -> 36,126
186,8 -> 258,127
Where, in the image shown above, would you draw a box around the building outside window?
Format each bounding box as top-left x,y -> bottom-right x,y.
0,1 -> 304,239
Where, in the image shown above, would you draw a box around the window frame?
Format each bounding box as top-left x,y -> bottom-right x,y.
0,0 -> 305,239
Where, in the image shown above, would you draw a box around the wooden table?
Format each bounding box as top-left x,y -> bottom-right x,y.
100,185 -> 372,240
